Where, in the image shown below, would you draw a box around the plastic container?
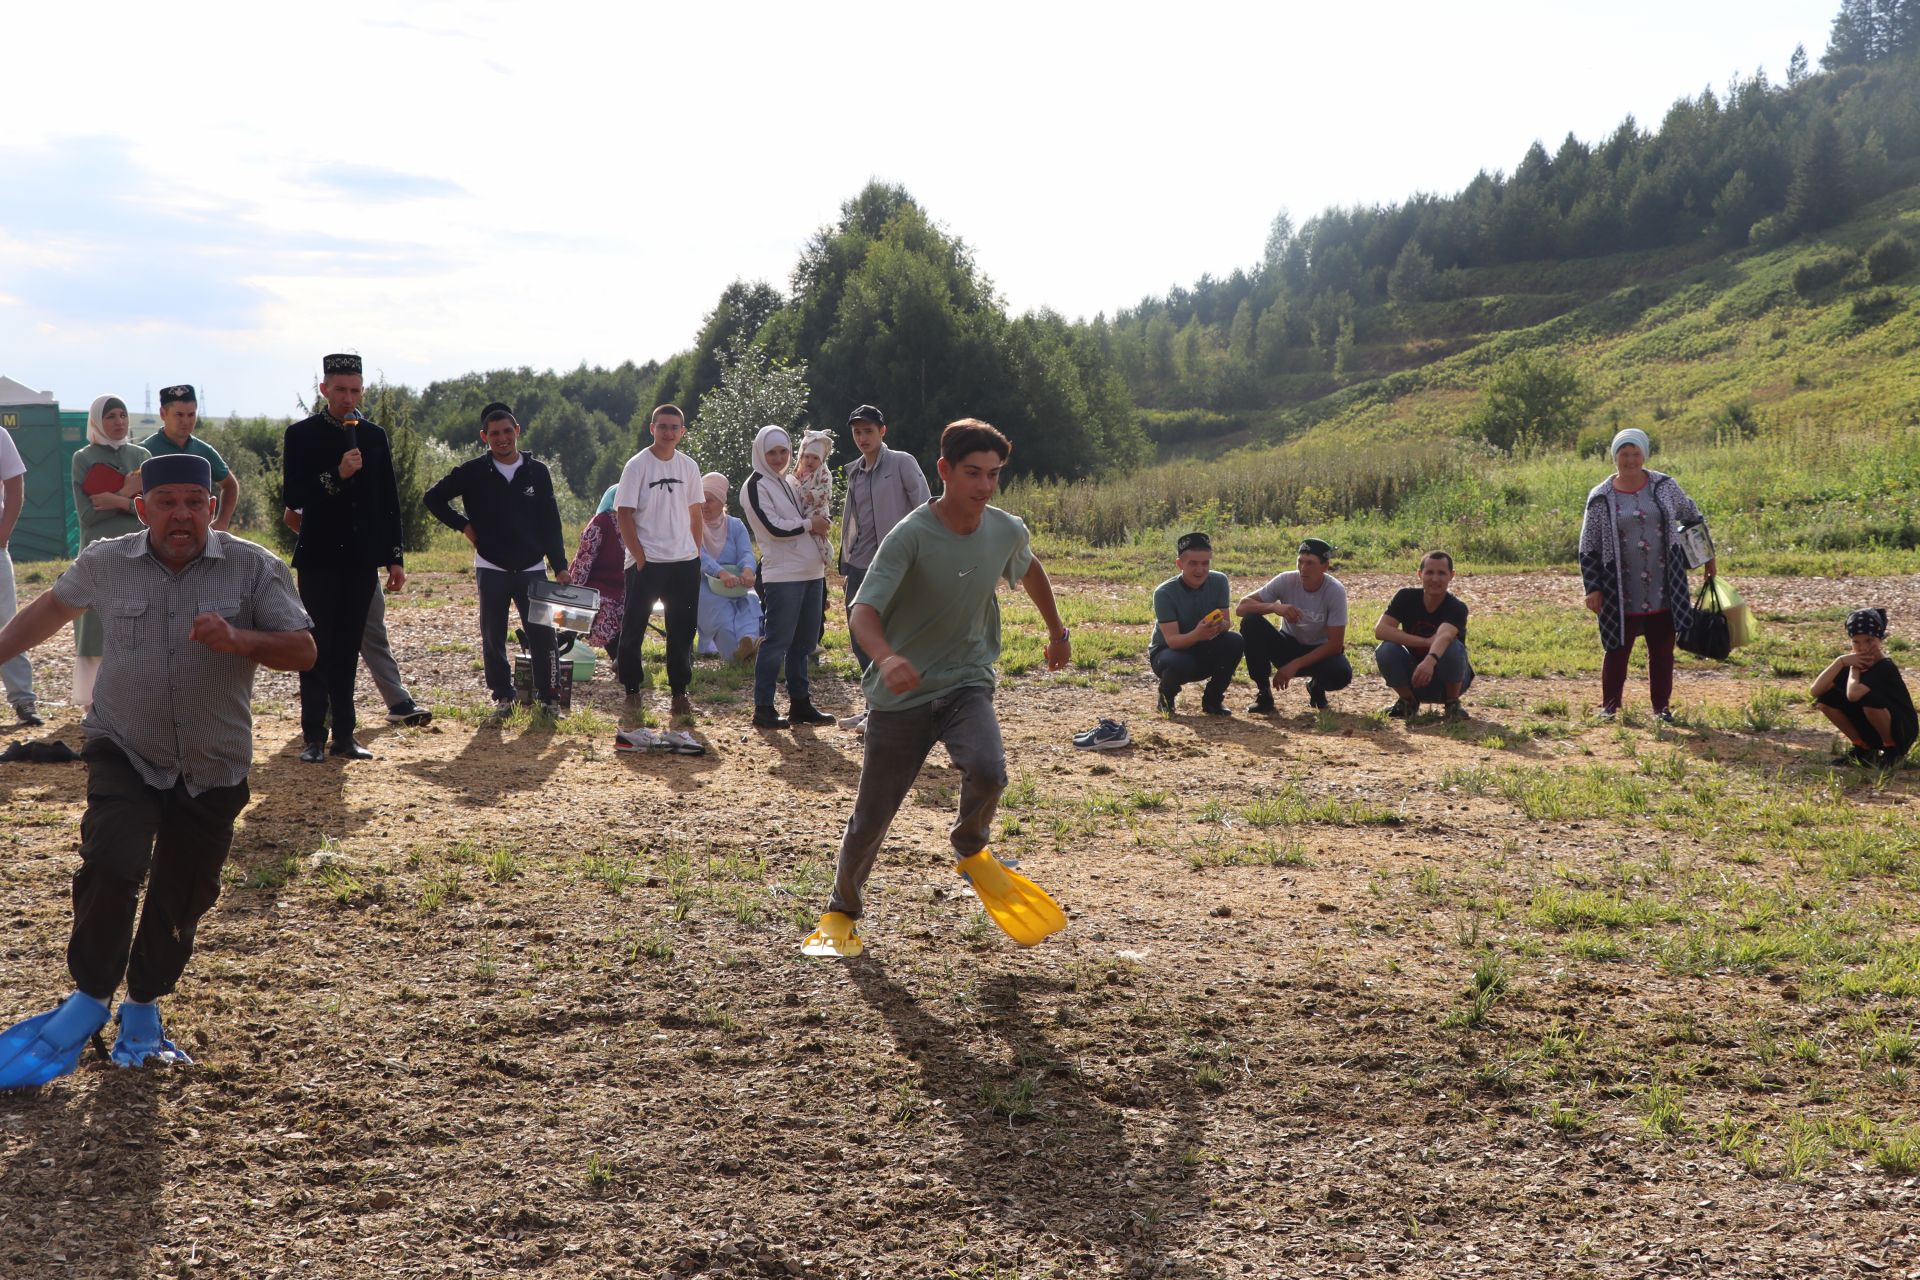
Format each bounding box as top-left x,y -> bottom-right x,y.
528,581 -> 601,633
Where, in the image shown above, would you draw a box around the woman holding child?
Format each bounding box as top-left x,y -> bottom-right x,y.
1577,428 -> 1713,722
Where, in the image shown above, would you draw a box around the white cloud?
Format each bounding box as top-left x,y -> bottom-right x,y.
0,0 -> 1838,414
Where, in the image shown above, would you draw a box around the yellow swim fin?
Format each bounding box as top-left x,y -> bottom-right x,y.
801,911 -> 865,958
955,850 -> 1067,946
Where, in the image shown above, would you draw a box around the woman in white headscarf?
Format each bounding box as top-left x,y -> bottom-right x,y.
68,396 -> 151,706
739,425 -> 833,730
1577,427 -> 1713,722
695,471 -> 762,661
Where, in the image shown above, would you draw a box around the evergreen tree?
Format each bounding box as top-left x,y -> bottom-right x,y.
1825,0 -> 1877,67
1227,299 -> 1255,366
1784,114 -> 1853,231
1387,240 -> 1437,304
1788,42 -> 1810,85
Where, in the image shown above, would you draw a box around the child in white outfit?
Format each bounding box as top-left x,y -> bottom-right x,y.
794,429 -> 836,571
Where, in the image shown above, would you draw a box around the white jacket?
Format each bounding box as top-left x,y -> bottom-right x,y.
742,470 -> 828,584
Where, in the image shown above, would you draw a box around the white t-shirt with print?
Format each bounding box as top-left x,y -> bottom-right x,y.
613,447 -> 702,566
1253,571 -> 1348,646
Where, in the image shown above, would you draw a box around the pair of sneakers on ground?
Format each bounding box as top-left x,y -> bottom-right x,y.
1386,697 -> 1468,723
1163,683 -> 1331,717
614,725 -> 706,755
0,991 -> 191,1090
1842,743 -> 1908,769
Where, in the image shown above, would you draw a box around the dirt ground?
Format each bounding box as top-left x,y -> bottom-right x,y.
2,569 -> 1918,1279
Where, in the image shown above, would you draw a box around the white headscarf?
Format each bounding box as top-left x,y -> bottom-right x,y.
700,471 -> 731,558
1610,427 -> 1651,461
87,394 -> 131,449
750,425 -> 807,525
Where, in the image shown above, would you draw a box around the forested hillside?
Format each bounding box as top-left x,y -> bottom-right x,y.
206,0 -> 1920,571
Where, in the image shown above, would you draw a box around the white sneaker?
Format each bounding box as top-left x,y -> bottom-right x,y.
839,710 -> 868,734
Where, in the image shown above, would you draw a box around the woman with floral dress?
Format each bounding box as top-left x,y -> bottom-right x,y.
1578,428 -> 1714,721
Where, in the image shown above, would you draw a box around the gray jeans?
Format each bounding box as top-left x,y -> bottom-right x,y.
829,684 -> 1006,919
361,586 -> 412,710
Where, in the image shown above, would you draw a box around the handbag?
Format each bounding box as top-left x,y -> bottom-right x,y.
1679,578 -> 1732,660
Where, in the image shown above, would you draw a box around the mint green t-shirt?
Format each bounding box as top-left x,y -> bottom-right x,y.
141,431 -> 231,482
852,503 -> 1034,712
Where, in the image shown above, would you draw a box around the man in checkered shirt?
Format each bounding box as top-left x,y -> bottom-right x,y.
0,453 -> 314,1087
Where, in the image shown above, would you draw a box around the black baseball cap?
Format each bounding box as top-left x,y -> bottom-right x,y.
1176,531 -> 1212,554
848,404 -> 885,426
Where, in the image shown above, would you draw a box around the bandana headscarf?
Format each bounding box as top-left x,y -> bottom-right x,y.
87,395 -> 131,449
1847,608 -> 1889,639
750,425 -> 807,526
700,471 -> 730,558
595,485 -> 618,516
1611,428 -> 1651,461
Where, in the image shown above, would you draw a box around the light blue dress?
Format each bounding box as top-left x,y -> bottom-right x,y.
697,517 -> 763,655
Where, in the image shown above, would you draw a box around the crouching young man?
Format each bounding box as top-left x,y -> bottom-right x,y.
1373,549 -> 1474,721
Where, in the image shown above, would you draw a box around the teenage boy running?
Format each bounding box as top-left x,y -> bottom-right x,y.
803,419 -> 1072,958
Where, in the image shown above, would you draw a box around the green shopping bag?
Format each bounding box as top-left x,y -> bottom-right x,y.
1706,577 -> 1757,648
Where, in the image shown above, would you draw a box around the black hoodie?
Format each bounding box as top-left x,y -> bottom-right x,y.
424,451 -> 567,574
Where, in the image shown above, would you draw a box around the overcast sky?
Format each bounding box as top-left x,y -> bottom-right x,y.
2,0 -> 1836,417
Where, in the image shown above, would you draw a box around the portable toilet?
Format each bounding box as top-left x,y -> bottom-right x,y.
0,376 -> 83,561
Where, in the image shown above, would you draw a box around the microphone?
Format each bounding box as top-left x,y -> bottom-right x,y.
343,412 -> 362,452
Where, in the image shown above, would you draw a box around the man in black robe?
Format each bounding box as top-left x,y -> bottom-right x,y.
281,354 -> 406,763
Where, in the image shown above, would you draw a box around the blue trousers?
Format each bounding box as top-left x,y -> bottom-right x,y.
756,578 -> 824,707
1374,640 -> 1474,702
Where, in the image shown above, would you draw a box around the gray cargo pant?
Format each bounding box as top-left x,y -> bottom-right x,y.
829,684 -> 1006,920
361,587 -> 412,710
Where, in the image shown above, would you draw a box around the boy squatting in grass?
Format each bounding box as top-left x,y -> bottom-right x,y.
802,419 -> 1073,958
1811,608 -> 1917,768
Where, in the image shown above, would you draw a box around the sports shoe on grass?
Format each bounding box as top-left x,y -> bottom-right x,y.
1073,719 -> 1130,751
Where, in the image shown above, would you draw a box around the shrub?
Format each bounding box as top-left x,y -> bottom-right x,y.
1851,288 -> 1899,318
1867,233 -> 1916,283
1748,215 -> 1791,249
1791,249 -> 1860,296
1466,351 -> 1590,453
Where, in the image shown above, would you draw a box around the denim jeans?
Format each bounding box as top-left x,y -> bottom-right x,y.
1374,640 -> 1474,702
1148,632 -> 1246,703
755,577 -> 824,707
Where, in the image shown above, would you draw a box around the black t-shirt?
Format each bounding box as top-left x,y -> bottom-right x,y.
1386,588 -> 1469,643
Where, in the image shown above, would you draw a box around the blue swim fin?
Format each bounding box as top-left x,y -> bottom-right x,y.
110,1001 -> 193,1068
0,993 -> 111,1090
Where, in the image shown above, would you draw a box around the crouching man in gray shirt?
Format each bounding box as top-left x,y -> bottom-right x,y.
0,453 -> 314,1088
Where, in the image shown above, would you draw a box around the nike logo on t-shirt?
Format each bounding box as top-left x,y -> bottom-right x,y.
958,567 -> 975,577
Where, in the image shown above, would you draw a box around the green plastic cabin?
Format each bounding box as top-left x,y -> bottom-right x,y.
0,400 -> 87,561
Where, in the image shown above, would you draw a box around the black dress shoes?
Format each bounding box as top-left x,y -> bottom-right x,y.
299,741 -> 327,764
329,740 -> 374,760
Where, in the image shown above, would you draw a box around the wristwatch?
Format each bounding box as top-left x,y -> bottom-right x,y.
1050,627 -> 1070,642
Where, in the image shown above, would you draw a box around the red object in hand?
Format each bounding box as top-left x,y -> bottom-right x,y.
81,463 -> 128,496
